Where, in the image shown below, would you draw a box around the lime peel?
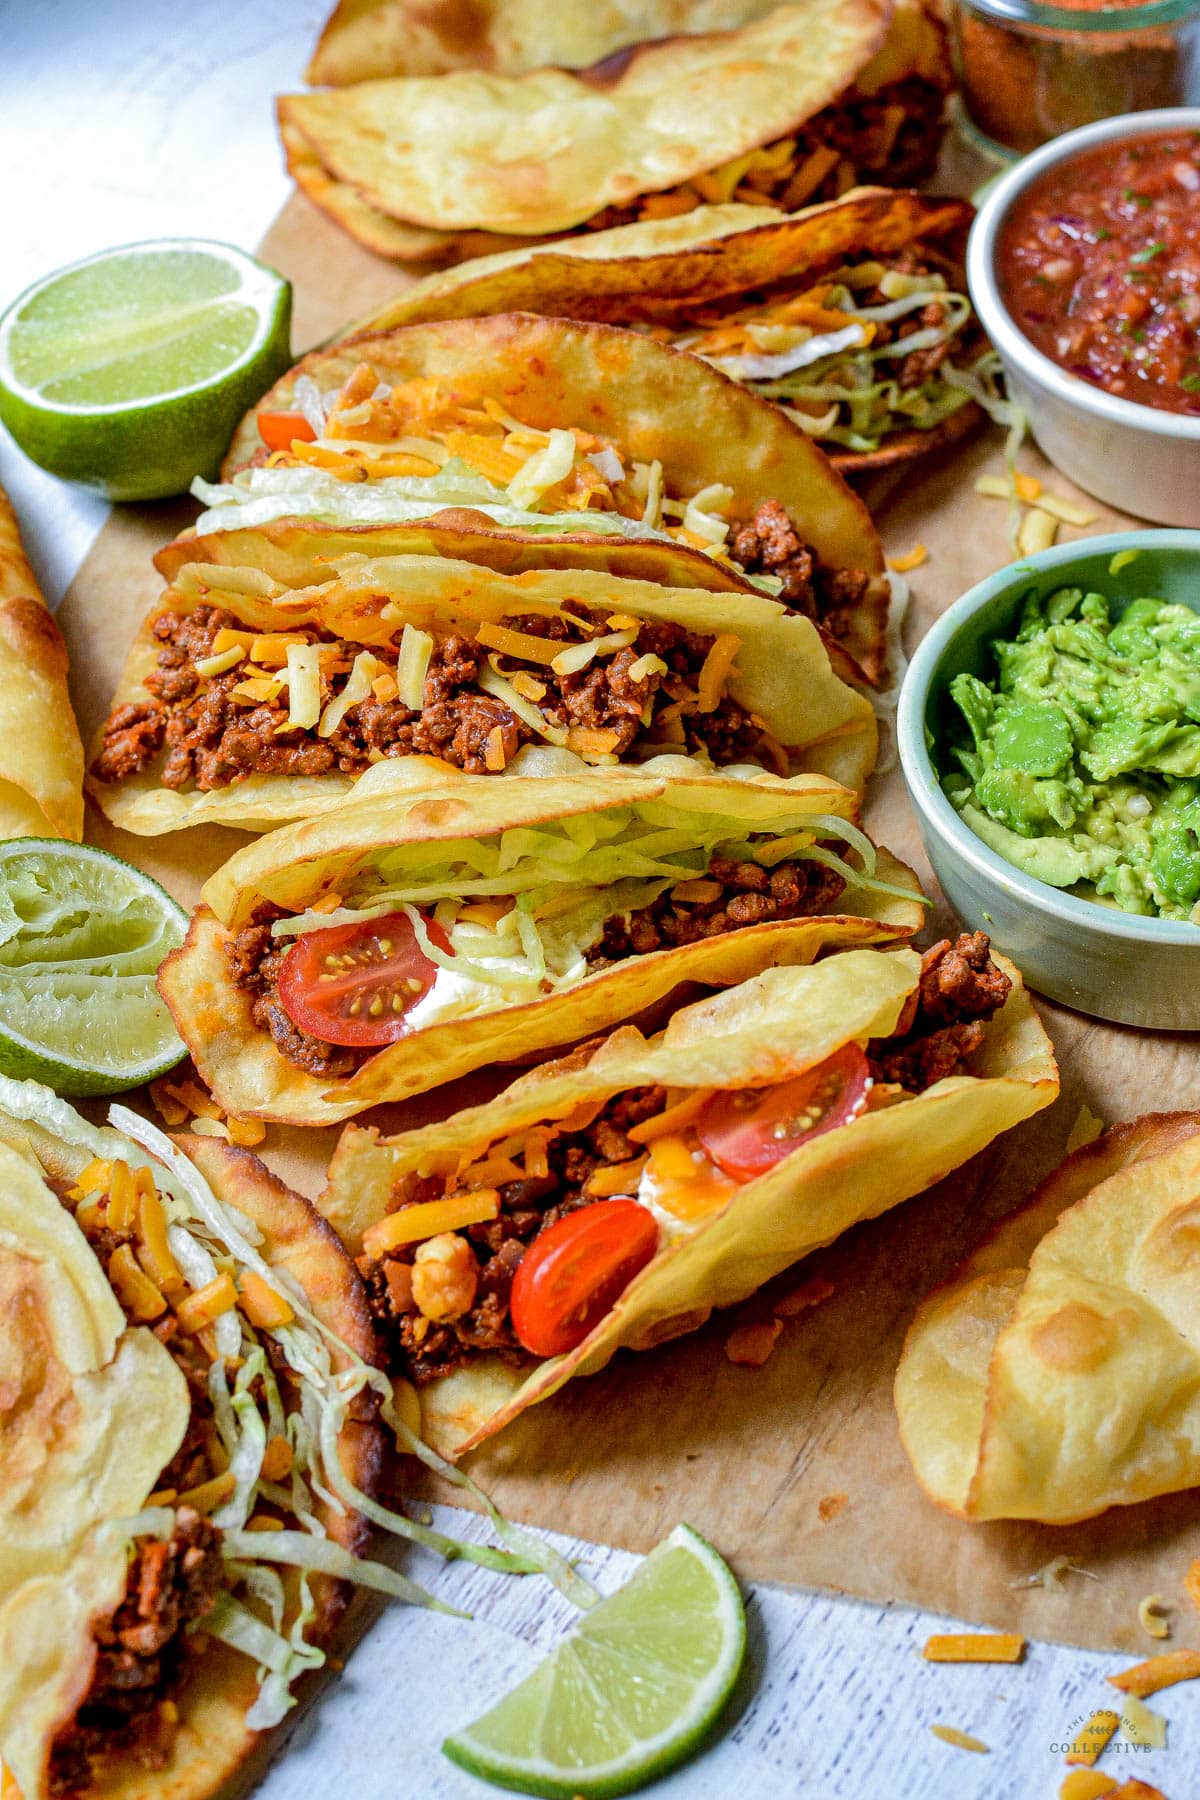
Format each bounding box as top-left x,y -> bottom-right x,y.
0,839 -> 187,1095
443,1523 -> 746,1799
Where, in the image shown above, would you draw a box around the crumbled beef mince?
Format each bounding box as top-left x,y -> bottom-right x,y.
48,1509 -> 223,1797
588,853 -> 847,965
225,903 -> 361,1079
91,604 -> 771,793
729,501 -> 872,645
867,932 -> 1011,1091
363,1087 -> 667,1385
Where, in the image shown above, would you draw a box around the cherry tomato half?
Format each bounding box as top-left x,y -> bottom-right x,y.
510,1200 -> 659,1358
695,1043 -> 872,1183
276,910 -> 451,1047
257,409 -> 317,452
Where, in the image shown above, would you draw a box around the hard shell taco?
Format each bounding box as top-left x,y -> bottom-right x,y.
307,0 -> 825,84
0,1077 -> 583,1799
358,190 -> 990,474
280,0 -> 950,265
318,935 -> 1058,1457
203,313 -> 894,682
0,1076 -> 394,1800
87,520 -> 876,837
157,758 -> 924,1127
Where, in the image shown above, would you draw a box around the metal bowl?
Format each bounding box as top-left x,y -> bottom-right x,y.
968,108 -> 1200,526
896,529 -> 1200,1030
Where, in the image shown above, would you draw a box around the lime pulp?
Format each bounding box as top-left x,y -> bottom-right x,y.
0,239 -> 293,501
0,839 -> 188,1096
442,1524 -> 747,1799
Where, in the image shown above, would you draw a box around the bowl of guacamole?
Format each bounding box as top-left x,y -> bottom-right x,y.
898,529 -> 1200,1029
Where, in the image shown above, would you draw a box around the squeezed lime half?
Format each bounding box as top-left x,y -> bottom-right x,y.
443,1523 -> 747,1798
0,239 -> 292,500
0,839 -> 188,1095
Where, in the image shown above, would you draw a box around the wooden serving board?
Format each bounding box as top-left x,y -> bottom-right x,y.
59,187 -> 1200,1655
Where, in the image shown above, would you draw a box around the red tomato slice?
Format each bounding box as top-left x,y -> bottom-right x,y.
275,910 -> 451,1048
510,1200 -> 659,1358
257,409 -> 317,451
695,1043 -> 872,1183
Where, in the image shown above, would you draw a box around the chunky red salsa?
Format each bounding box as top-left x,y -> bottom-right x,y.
997,130 -> 1200,416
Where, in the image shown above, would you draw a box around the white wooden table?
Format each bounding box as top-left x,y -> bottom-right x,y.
1,5 -> 1194,1794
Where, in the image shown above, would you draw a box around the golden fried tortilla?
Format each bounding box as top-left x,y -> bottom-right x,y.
0,486 -> 85,840
895,1112 -> 1200,1524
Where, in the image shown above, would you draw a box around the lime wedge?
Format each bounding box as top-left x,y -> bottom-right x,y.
0,840 -> 188,1095
443,1524 -> 746,1798
0,240 -> 293,500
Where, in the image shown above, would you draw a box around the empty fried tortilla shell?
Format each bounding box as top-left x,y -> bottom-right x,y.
307,0 -> 793,85
0,1090 -> 382,1800
321,947 -> 1057,1456
896,1112 -> 1200,1525
284,0 -> 948,263
0,486 -> 85,840
351,189 -> 978,474
221,313 -> 890,681
158,759 -> 923,1126
90,526 -> 877,836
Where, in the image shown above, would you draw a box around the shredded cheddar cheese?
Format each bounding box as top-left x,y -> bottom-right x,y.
1109,1647 -> 1200,1696
929,1724 -> 988,1754
923,1632 -> 1025,1664
887,544 -> 927,573
363,1190 -> 501,1257
1065,1710 -> 1121,1767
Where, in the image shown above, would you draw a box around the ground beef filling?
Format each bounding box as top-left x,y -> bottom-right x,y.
91,601 -> 774,792
226,902 -> 362,1080
48,1510 -> 224,1798
365,934 -> 1011,1386
587,853 -> 848,966
585,79 -> 947,231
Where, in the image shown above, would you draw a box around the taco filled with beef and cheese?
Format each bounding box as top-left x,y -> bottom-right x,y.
319,935 -> 1057,1457
359,190 -> 990,473
0,1076 -> 578,1800
88,520 -> 876,837
280,0 -> 951,266
157,758 -> 923,1127
203,314 -> 895,681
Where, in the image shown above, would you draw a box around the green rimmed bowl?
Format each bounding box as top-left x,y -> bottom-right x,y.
896,529 -> 1200,1030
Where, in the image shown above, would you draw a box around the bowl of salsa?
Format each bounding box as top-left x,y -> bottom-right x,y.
969,109 -> 1200,525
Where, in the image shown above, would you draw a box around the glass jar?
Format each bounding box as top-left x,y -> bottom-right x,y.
950,0 -> 1200,158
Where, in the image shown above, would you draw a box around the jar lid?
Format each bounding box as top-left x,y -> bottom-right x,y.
958,0 -> 1200,31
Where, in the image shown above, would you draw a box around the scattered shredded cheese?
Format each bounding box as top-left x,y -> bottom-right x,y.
1059,1772 -> 1119,1800
195,645 -> 245,678
923,1632 -> 1025,1664
1017,506 -> 1059,557
1011,1555 -> 1098,1592
1110,1648 -> 1200,1696
1064,1708 -> 1121,1767
930,1724 -> 988,1753
1138,1595 -> 1171,1641
1119,1692 -> 1167,1749
285,643 -> 322,730
395,624 -> 433,709
887,544 -> 927,573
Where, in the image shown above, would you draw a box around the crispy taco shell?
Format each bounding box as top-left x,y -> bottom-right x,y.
90,524 -> 876,836
351,189 -> 978,475
322,947 -> 1057,1456
283,0 -> 948,262
159,760 -> 923,1126
895,1112 -> 1200,1525
307,0 -> 793,84
0,486 -> 85,840
0,1097 -> 382,1800
222,313 -> 890,680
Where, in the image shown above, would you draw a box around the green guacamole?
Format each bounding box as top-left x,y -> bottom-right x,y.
941,584 -> 1200,921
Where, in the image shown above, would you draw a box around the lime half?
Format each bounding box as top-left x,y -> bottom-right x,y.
0,239 -> 292,500
0,840 -> 188,1095
443,1524 -> 746,1799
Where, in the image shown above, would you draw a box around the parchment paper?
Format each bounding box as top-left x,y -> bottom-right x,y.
58,189 -> 1200,1655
